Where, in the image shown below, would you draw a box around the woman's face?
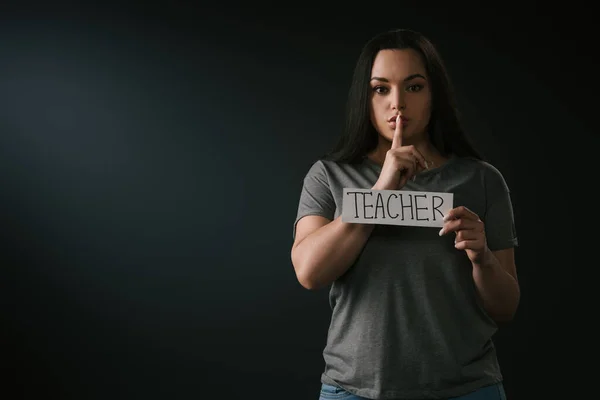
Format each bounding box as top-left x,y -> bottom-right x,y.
369,48 -> 432,147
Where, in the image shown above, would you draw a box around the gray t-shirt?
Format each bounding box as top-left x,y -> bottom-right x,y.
293,155 -> 518,399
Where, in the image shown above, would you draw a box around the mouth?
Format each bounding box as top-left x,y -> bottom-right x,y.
388,115 -> 408,127
388,115 -> 408,122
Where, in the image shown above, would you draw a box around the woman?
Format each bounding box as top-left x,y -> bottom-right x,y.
291,29 -> 520,400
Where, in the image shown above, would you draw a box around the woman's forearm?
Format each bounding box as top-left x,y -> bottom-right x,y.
291,216 -> 374,290
472,249 -> 520,322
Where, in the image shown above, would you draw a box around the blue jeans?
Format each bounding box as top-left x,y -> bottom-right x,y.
319,382 -> 507,400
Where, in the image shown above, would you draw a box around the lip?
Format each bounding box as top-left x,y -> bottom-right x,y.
388,115 -> 408,123
388,121 -> 408,128
388,116 -> 408,128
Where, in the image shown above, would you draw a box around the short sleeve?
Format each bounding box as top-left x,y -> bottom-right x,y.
482,164 -> 519,251
293,160 -> 336,239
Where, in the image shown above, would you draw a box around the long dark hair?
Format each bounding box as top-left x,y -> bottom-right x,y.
324,28 -> 484,164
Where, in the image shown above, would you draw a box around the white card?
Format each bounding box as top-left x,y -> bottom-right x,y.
342,188 -> 453,228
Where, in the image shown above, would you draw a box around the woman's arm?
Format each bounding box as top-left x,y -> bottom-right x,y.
291,215 -> 374,290
440,206 -> 520,323
472,247 -> 520,322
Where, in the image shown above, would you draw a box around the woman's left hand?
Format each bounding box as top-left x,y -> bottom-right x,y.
439,206 -> 489,265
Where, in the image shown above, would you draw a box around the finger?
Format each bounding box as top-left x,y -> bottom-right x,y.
391,115 -> 402,149
389,147 -> 422,170
397,166 -> 412,188
397,175 -> 408,189
443,206 -> 480,222
397,158 -> 417,179
439,218 -> 481,236
409,147 -> 428,170
394,146 -> 427,171
455,229 -> 481,242
454,239 -> 483,251
408,152 -> 421,174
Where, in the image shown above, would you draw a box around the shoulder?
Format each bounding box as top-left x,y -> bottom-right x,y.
303,159 -> 329,178
304,158 -> 357,178
300,159 -> 338,189
452,156 -> 498,172
453,156 -> 510,191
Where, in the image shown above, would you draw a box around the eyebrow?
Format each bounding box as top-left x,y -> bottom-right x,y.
370,74 -> 426,83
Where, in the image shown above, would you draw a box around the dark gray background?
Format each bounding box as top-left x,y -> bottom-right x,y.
2,2 -> 595,399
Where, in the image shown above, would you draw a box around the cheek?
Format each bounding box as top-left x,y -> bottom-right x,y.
415,96 -> 432,121
370,98 -> 384,121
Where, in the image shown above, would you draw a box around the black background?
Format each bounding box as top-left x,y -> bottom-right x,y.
2,2 -> 596,399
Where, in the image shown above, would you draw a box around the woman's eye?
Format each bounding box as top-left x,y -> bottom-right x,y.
373,86 -> 389,94
407,84 -> 423,92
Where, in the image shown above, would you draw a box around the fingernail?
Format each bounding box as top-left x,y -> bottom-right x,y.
443,214 -> 451,222
438,228 -> 444,236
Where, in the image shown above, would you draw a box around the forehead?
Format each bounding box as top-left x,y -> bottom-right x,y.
371,48 -> 427,79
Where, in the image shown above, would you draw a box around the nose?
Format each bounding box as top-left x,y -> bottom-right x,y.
391,89 -> 406,110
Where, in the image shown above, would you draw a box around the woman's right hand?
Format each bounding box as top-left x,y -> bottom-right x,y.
373,115 -> 428,190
